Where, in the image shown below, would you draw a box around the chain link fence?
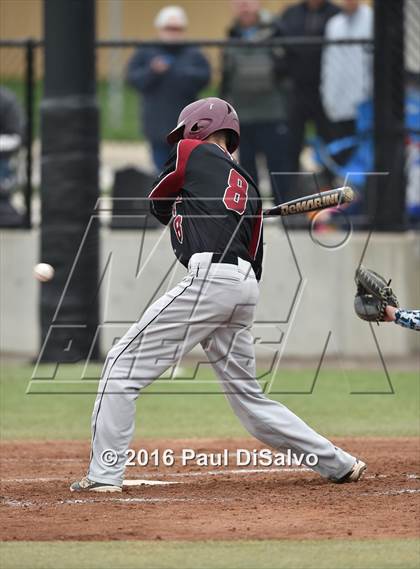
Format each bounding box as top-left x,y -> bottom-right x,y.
1,9 -> 419,230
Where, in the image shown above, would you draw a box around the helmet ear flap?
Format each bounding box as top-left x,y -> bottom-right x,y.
166,124 -> 185,146
226,130 -> 239,154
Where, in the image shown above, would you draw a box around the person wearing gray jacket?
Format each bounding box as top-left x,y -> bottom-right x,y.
221,0 -> 291,204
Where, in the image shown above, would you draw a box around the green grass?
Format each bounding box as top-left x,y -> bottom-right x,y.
1,363 -> 418,440
1,365 -> 419,569
0,78 -> 140,141
1,540 -> 419,569
0,78 -> 217,141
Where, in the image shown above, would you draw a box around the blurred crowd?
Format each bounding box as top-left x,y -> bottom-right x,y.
1,0 -> 418,228
127,0 -> 376,212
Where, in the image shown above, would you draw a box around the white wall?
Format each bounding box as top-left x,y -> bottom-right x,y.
1,227 -> 419,360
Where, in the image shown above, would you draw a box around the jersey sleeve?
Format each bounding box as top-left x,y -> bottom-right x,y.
149,139 -> 203,225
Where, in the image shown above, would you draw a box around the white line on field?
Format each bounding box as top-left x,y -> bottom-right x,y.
60,496 -> 220,505
1,472 -> 418,485
3,499 -> 35,507
0,467 -> 310,484
2,496 -> 231,508
5,487 -> 420,509
361,488 -> 420,496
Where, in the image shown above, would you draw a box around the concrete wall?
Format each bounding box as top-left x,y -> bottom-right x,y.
0,230 -> 40,354
1,227 -> 419,360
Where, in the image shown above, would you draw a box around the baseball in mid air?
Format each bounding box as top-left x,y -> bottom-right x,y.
33,263 -> 55,282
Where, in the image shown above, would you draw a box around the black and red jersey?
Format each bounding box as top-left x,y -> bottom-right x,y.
149,140 -> 263,280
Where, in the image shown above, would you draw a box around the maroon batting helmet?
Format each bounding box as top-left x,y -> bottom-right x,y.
166,97 -> 240,153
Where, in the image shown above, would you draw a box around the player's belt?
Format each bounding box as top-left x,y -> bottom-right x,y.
211,252 -> 238,265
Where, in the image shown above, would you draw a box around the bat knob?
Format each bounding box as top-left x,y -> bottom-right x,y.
342,186 -> 355,204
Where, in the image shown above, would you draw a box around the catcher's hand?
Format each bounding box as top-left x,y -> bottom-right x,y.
354,265 -> 399,323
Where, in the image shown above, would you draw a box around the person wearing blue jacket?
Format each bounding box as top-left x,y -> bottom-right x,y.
126,6 -> 211,171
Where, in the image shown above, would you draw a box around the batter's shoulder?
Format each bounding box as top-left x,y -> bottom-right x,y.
193,141 -> 237,163
176,139 -> 203,151
175,138 -> 204,160
180,140 -> 229,166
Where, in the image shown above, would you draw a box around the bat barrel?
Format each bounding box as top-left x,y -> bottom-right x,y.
263,186 -> 355,217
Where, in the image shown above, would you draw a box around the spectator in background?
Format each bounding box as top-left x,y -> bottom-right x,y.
279,0 -> 340,185
127,6 -> 211,171
320,0 -> 373,166
0,86 -> 24,227
221,0 -> 291,204
404,0 -> 420,225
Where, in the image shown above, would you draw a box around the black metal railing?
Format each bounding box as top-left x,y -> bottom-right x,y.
2,34 -> 415,230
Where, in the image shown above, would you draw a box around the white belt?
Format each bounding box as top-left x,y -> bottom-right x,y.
188,252 -> 255,280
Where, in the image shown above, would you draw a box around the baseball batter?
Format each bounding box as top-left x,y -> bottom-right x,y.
71,97 -> 366,492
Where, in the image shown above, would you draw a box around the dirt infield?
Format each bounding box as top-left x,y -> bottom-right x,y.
1,438 -> 419,542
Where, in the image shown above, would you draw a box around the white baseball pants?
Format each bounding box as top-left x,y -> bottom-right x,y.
88,253 -> 355,485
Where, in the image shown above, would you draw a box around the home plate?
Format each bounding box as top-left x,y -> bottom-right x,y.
123,479 -> 179,486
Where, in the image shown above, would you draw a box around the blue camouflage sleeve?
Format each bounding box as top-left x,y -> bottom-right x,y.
394,309 -> 420,331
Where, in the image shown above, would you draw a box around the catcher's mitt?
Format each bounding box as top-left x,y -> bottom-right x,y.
354,265 -> 399,323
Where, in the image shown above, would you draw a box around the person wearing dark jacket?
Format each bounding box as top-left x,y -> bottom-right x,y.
0,86 -> 25,227
221,0 -> 291,204
126,6 -> 211,171
279,0 -> 340,183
